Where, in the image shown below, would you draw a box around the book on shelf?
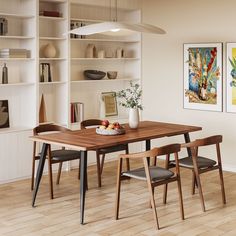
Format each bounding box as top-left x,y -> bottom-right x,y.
70,102 -> 84,123
70,21 -> 86,39
0,48 -> 29,58
40,63 -> 52,82
39,10 -> 61,17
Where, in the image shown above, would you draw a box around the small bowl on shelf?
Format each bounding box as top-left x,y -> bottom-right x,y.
84,70 -> 106,80
107,71 -> 118,79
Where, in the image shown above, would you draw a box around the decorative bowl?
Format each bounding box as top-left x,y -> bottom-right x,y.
107,71 -> 118,79
96,127 -> 125,135
84,70 -> 106,80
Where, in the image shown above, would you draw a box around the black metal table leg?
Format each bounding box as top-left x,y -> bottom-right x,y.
80,150 -> 87,225
184,133 -> 192,157
146,139 -> 151,165
32,143 -> 49,207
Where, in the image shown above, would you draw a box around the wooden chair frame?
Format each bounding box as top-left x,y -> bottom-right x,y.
170,135 -> 226,212
81,119 -> 129,187
115,144 -> 184,230
31,124 -> 80,199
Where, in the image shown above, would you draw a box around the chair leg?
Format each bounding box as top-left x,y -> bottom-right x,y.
163,184 -> 168,204
218,166 -> 226,204
96,152 -> 102,187
148,184 -> 159,229
125,145 -> 130,171
31,157 -> 36,191
163,154 -> 170,204
115,158 -> 123,220
191,170 -> 196,195
177,176 -> 185,220
56,162 -> 63,185
48,155 -> 54,199
78,158 -> 81,180
193,168 -> 205,212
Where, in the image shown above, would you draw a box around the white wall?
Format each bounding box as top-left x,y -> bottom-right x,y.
142,0 -> 236,171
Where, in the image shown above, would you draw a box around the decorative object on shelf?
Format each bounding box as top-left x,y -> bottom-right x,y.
183,43 -> 222,112
107,71 -> 118,79
40,63 -> 52,82
39,94 -> 47,123
43,43 -> 57,58
226,43 -> 236,113
85,43 -> 96,58
101,92 -> 118,117
105,49 -> 114,58
2,63 -> 8,84
71,102 -> 84,123
97,50 -> 105,58
0,18 -> 7,36
68,0 -> 166,36
116,47 -> 124,58
116,82 -> 143,129
84,70 -> 106,80
96,120 -> 125,135
0,100 -> 9,128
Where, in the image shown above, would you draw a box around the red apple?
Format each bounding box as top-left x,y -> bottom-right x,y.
101,119 -> 109,127
113,122 -> 121,129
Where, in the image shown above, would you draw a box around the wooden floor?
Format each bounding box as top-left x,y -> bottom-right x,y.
0,160 -> 236,236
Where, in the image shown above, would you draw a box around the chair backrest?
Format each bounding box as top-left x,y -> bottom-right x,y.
119,143 -> 181,160
33,123 -> 70,136
80,119 -> 102,129
181,135 -> 222,148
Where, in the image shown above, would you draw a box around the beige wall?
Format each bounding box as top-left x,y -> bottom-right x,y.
142,0 -> 236,171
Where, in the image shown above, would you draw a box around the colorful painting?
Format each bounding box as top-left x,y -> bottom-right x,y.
184,43 -> 222,111
226,43 -> 236,112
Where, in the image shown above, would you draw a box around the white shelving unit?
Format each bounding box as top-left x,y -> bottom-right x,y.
0,0 -> 142,183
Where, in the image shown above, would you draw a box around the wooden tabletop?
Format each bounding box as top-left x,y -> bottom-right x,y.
30,121 -> 202,151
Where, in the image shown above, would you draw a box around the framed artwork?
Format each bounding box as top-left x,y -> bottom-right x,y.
101,92 -> 118,117
183,43 -> 222,111
0,100 -> 9,128
226,43 -> 236,113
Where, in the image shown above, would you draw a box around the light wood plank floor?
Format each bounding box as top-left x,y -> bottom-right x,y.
0,159 -> 235,236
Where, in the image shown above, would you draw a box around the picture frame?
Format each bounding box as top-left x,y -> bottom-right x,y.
0,100 -> 9,128
183,43 -> 223,112
226,42 -> 236,113
101,92 -> 118,117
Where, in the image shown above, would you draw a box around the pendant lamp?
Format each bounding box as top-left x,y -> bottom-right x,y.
69,1 -> 166,36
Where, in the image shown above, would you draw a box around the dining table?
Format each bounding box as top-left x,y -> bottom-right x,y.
30,120 -> 202,224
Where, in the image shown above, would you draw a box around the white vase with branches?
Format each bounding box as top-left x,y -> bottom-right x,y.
116,82 -> 143,129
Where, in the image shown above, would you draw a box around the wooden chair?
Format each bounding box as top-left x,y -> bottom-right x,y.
31,124 -> 81,199
115,144 -> 184,230
169,135 -> 226,212
81,119 -> 130,187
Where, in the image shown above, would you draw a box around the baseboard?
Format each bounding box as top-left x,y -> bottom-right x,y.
222,164 -> 236,173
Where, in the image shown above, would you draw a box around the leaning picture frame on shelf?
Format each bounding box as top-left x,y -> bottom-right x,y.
0,100 -> 9,128
101,92 -> 118,117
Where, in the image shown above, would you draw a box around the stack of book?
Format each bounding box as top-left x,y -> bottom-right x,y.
40,63 -> 52,82
0,48 -> 29,58
39,10 -> 61,17
71,102 -> 84,123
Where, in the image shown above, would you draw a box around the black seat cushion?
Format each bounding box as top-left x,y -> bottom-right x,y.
98,144 -> 127,154
50,150 -> 81,162
122,166 -> 174,182
172,156 -> 216,169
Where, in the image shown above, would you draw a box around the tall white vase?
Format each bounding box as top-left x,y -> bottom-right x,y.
129,108 -> 139,129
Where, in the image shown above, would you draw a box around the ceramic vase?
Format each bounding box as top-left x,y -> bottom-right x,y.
44,43 -> 56,58
129,108 -> 139,129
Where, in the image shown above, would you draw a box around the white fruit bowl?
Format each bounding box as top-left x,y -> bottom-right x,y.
96,127 -> 125,135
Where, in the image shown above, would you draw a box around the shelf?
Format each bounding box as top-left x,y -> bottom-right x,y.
70,38 -> 140,43
0,58 -> 34,61
71,58 -> 140,61
40,0 -> 66,2
0,82 -> 34,87
0,13 -> 34,19
0,36 -> 35,40
70,17 -> 103,23
39,58 -> 66,61
39,16 -> 66,21
40,36 -> 67,41
71,78 -> 140,83
39,81 -> 67,85
0,126 -> 32,134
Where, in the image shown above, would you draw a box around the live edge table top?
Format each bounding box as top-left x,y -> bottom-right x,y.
30,121 -> 202,151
